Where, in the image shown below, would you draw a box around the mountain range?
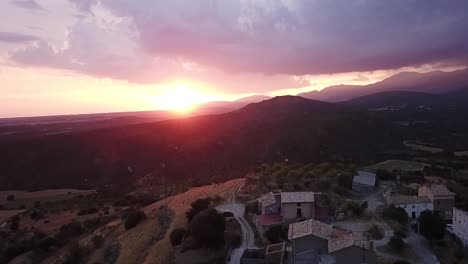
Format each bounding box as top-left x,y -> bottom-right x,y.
298,68 -> 468,102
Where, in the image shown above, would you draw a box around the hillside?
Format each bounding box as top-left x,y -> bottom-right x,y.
298,68 -> 468,102
343,91 -> 441,109
0,96 -> 398,191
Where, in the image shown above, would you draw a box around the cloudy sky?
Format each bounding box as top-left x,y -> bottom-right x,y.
1,0 -> 468,117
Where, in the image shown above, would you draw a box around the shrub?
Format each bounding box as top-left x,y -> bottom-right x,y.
376,169 -> 396,181
344,201 -> 364,217
77,207 -> 99,216
222,211 -> 234,218
124,210 -> 146,230
63,241 -> 88,264
367,225 -> 384,240
56,221 -> 83,242
417,210 -> 445,241
382,206 -> 408,224
186,198 -> 212,221
317,180 -> 331,190
264,225 -> 287,244
388,236 -> 405,252
393,225 -> 408,238
83,217 -> 101,229
338,173 -> 353,188
104,243 -> 120,264
189,209 -> 225,250
170,228 -> 187,246
92,235 -> 104,248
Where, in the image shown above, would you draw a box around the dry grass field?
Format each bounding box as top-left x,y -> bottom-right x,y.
0,189 -> 96,209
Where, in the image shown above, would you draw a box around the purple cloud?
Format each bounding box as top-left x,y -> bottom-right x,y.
10,0 -> 44,11
8,0 -> 468,90
0,32 -> 38,43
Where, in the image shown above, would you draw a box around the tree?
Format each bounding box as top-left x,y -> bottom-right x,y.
338,173 -> 353,188
189,209 -> 225,250
170,228 -> 187,246
387,236 -> 405,252
417,210 -> 445,241
382,206 -> 408,224
376,169 -> 395,181
124,210 -> 146,230
186,198 -> 212,221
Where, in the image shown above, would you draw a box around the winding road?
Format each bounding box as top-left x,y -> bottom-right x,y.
217,182 -> 258,264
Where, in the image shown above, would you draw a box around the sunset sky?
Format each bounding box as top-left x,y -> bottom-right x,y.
1,0 -> 468,117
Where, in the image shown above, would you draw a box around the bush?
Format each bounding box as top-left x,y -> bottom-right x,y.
417,210 -> 445,241
124,210 -> 146,230
77,207 -> 99,216
170,228 -> 187,246
377,169 -> 396,181
186,198 -> 212,221
393,225 -> 408,238
222,211 -> 234,218
63,241 -> 88,264
317,180 -> 331,190
338,173 -> 353,188
367,225 -> 384,240
344,201 -> 364,217
264,225 -> 287,244
56,221 -> 83,242
382,206 -> 408,224
189,209 -> 225,250
104,243 -> 120,264
388,236 -> 405,252
92,235 -> 104,248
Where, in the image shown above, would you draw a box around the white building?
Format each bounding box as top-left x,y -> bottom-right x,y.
387,195 -> 433,219
453,208 -> 468,247
352,169 -> 377,193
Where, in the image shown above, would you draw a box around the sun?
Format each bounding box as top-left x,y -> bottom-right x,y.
153,84 -> 209,113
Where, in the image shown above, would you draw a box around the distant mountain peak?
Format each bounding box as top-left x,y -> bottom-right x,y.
298,68 -> 468,102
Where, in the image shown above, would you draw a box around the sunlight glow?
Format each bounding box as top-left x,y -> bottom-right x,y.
153,83 -> 212,113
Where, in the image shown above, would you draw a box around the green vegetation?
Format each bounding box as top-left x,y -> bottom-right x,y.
417,210 -> 445,241
367,224 -> 384,240
387,236 -> 406,252
264,225 -> 288,244
170,228 -> 187,246
189,209 -> 225,250
186,197 -> 215,221
124,210 -> 146,230
382,206 -> 408,225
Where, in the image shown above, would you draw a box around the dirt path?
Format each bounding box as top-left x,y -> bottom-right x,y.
217,182 -> 258,264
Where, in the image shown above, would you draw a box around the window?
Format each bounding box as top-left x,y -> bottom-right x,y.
297,203 -> 301,207
297,208 -> 302,218
412,205 -> 415,209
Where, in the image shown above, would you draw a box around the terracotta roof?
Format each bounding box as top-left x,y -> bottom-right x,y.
288,219 -> 334,240
258,213 -> 283,226
427,185 -> 455,196
259,192 -> 277,207
328,232 -> 372,253
388,195 -> 431,205
281,192 -> 315,203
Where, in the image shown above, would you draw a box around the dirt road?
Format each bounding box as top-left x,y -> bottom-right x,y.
217,182 -> 258,264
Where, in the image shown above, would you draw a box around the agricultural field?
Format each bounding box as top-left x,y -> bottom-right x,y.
0,189 -> 96,209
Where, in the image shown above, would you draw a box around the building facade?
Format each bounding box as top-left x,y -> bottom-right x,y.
352,169 -> 376,193
453,208 -> 468,247
387,195 -> 433,219
419,184 -> 455,221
